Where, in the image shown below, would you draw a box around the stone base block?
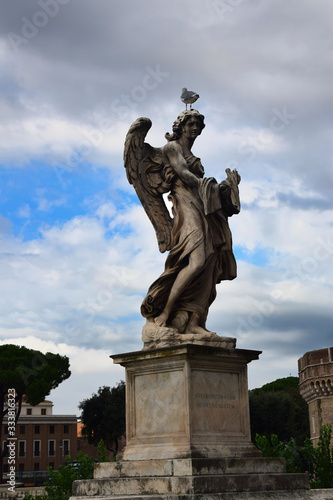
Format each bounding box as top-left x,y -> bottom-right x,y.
94,457 -> 286,478
73,473 -> 309,497
71,457 -> 311,499
70,492 -> 333,500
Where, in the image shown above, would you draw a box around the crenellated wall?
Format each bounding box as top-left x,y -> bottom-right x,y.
298,347 -> 333,446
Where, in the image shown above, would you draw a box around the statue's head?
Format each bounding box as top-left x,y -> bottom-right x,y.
165,109 -> 205,142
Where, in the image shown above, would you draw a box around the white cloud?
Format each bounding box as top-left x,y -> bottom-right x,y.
0,215 -> 12,233
17,204 -> 31,218
0,206 -> 165,357
0,0 -> 332,414
0,337 -> 125,414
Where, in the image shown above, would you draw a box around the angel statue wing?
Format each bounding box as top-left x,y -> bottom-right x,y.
124,117 -> 174,253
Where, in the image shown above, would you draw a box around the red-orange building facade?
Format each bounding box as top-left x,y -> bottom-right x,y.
2,399 -> 77,483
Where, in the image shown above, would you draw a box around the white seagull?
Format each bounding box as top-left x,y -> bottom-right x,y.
181,88 -> 200,110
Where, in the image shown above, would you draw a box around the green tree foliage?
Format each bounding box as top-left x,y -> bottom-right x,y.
45,453 -> 95,500
255,434 -> 302,473
301,424 -> 333,488
25,453 -> 95,500
255,425 -> 333,489
97,439 -> 110,462
79,382 -> 125,456
249,376 -> 309,444
0,344 -> 71,482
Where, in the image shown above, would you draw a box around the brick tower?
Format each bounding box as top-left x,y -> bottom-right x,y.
298,347 -> 333,446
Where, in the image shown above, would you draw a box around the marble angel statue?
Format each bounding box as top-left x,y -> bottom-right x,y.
124,109 -> 241,345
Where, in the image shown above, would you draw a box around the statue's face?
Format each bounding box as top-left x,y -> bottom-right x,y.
182,117 -> 202,139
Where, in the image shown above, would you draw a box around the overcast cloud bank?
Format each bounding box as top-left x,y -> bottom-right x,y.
0,0 -> 332,414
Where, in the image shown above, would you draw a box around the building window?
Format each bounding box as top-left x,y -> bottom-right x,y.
33,440 -> 41,457
20,425 -> 25,434
3,441 -> 8,457
41,408 -> 46,415
3,464 -> 8,473
63,439 -> 70,456
49,462 -> 54,469
18,441 -> 26,458
35,425 -> 40,434
49,425 -> 55,434
19,463 -> 24,473
4,426 -> 8,434
34,463 -> 40,471
48,440 -> 55,457
64,425 -> 69,434
27,408 -> 32,415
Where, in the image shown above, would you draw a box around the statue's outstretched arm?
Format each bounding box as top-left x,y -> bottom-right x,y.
220,168 -> 241,215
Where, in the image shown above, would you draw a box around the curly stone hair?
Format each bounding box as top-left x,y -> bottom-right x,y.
165,109 -> 205,142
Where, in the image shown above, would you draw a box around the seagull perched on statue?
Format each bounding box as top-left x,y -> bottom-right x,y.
181,88 -> 200,110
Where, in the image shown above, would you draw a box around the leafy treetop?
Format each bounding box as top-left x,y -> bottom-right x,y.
250,376 -> 301,395
79,382 -> 125,456
0,344 -> 71,483
0,344 -> 71,407
249,376 -> 309,445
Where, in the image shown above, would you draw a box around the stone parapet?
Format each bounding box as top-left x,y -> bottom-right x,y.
299,347 -> 333,402
0,487 -> 46,500
300,378 -> 333,404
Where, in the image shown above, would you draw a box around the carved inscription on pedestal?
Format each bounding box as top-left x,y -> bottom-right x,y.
195,392 -> 236,409
191,370 -> 242,435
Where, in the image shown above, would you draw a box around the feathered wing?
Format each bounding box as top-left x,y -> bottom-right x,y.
124,117 -> 173,253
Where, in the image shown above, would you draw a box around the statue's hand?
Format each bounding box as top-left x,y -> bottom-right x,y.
219,168 -> 241,215
225,168 -> 241,185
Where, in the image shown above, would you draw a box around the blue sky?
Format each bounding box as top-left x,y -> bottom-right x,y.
0,162 -> 127,240
1,163 -> 270,265
0,0 -> 332,415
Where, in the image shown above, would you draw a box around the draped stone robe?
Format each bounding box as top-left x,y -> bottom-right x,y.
141,152 -> 238,330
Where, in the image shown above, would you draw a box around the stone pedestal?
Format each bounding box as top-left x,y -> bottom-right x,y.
114,344 -> 261,461
71,343 -> 333,499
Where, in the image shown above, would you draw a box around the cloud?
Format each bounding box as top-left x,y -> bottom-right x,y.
0,336 -> 125,414
0,205 -> 165,356
276,191 -> 332,211
17,204 -> 31,218
0,215 -> 12,233
0,0 -> 332,413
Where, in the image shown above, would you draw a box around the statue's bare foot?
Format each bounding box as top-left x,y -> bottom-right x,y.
185,325 -> 217,336
171,311 -> 189,333
154,312 -> 168,327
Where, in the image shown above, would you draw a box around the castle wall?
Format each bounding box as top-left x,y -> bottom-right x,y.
298,347 -> 333,446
